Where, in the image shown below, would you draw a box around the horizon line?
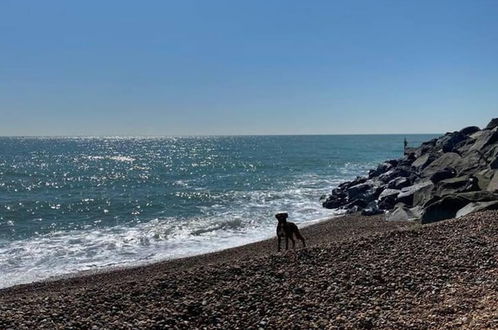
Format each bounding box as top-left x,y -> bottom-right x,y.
0,133 -> 442,138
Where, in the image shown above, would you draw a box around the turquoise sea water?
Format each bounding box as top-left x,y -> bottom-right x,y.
0,135 -> 436,288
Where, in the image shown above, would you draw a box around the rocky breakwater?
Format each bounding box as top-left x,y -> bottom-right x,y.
322,118 -> 498,223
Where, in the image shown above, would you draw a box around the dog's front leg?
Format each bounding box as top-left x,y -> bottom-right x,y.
285,236 -> 289,250
277,236 -> 281,252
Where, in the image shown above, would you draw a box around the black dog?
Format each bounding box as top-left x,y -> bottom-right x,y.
275,212 -> 306,251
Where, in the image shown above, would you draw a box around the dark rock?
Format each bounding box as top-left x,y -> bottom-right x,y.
378,167 -> 411,183
322,197 -> 347,209
440,132 -> 467,153
361,201 -> 383,216
330,188 -> 347,200
488,147 -> 498,169
423,195 -> 441,208
387,177 -> 411,190
400,155 -> 417,167
459,126 -> 480,136
491,157 -> 498,169
488,171 -> 498,192
345,199 -> 368,210
338,181 -> 352,190
352,176 -> 368,186
411,153 -> 437,171
421,138 -> 437,147
436,175 -> 478,197
378,189 -> 401,210
474,169 -> 496,190
396,181 -> 434,207
470,129 -> 498,152
386,159 -> 399,167
429,167 -> 456,184
345,205 -> 361,214
485,118 -> 498,130
422,190 -> 498,223
385,205 -> 422,221
421,195 -> 470,223
361,208 -> 383,216
463,176 -> 480,192
368,162 -> 392,178
456,200 -> 498,218
378,188 -> 401,201
347,182 -> 373,200
456,151 -> 486,176
378,195 -> 397,210
422,153 -> 464,178
322,185 -> 351,208
458,190 -> 498,202
454,138 -> 477,155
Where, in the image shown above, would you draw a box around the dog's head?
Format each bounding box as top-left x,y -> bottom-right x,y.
275,212 -> 288,223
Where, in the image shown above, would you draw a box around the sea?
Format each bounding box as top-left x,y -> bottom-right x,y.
0,135 -> 437,288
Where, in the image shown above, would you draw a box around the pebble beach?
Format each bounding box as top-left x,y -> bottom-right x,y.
1,211 -> 497,329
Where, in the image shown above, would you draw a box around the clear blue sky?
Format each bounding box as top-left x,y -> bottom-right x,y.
1,0 -> 497,136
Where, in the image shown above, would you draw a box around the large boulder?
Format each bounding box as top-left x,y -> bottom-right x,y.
485,118 -> 498,130
474,169 -> 496,190
361,201 -> 383,216
489,157 -> 498,170
459,126 -> 480,136
345,199 -> 368,210
346,182 -> 372,200
411,153 -> 436,170
378,167 -> 412,183
322,196 -> 346,209
420,190 -> 498,223
421,195 -> 469,224
435,175 -> 478,197
368,162 -> 392,178
387,177 -> 411,190
377,188 -> 401,210
458,190 -> 498,202
386,159 -> 399,167
487,146 -> 498,169
456,200 -> 498,218
454,138 -> 477,155
491,157 -> 498,169
470,129 -> 498,152
440,132 -> 468,153
385,205 -> 422,221
429,167 -> 456,184
457,150 -> 487,175
487,171 -> 498,192
378,195 -> 397,210
422,153 -> 465,178
322,187 -> 348,208
378,188 -> 401,200
395,181 -> 434,206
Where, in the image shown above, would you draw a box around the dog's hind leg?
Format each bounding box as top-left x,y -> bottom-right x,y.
290,236 -> 296,249
277,236 -> 281,252
285,236 -> 289,250
295,230 -> 306,248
